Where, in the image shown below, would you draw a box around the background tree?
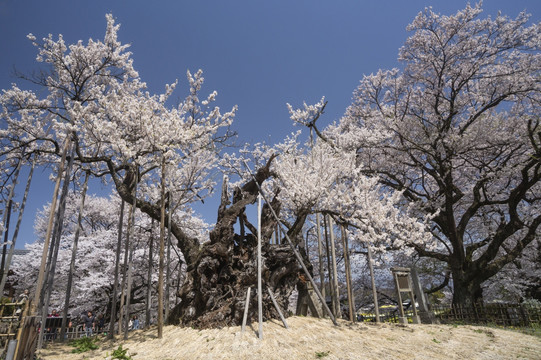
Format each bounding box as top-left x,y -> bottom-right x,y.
321,4 -> 541,305
10,193 -> 187,322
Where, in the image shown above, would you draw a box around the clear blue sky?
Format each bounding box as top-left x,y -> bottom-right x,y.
1,0 -> 539,247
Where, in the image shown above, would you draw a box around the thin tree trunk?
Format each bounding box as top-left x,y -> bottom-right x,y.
341,225 -> 355,322
32,137 -> 71,315
145,219 -> 154,329
38,144 -> 75,349
108,199 -> 125,339
60,171 -> 89,341
157,157 -> 166,338
0,159 -> 34,296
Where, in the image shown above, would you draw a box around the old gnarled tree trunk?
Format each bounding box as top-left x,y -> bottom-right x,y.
112,158 -> 310,328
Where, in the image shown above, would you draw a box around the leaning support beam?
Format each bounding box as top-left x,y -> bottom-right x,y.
243,160 -> 338,326
267,287 -> 289,329
241,287 -> 251,335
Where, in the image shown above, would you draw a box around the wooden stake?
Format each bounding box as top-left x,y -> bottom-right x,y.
241,287 -> 251,335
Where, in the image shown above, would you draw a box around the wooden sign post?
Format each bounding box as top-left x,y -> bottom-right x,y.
391,267 -> 421,324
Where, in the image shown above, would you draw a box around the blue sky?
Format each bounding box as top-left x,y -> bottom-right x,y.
1,0 -> 539,247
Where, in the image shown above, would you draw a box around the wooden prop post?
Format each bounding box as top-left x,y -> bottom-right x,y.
257,193 -> 263,339
315,213 -> 326,304
241,287 -> 251,334
328,217 -> 340,318
341,226 -> 355,322
367,245 -> 380,323
267,287 -> 289,329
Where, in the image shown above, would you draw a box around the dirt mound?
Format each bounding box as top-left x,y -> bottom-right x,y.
38,316 -> 541,359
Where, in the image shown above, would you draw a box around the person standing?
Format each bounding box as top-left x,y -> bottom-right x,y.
132,315 -> 140,330
96,313 -> 105,334
82,311 -> 95,337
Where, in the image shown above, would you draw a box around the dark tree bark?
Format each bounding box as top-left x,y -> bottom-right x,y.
165,164 -> 309,328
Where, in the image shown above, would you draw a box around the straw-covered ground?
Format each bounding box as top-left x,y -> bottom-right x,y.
38,316 -> 541,360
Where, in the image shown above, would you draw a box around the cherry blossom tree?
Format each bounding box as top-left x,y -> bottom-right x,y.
11,193 -> 188,323
1,12 -> 433,328
316,4 -> 541,305
0,14 -> 236,327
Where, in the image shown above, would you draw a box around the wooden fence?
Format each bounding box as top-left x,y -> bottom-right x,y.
358,303 -> 541,328
432,303 -> 541,327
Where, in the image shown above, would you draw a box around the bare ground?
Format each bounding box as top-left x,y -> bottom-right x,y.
38,316 -> 541,360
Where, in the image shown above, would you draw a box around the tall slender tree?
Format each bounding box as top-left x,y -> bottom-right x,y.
317,4 -> 541,305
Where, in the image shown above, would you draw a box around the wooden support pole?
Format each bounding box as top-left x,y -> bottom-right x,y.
145,219 -> 154,329
341,226 -> 355,322
108,199 -> 125,339
315,213 -> 326,302
60,171 -> 89,341
241,287 -> 251,335
328,216 -> 340,318
257,193 -> 263,339
32,137 -> 71,315
165,194 -> 172,322
158,157 -> 166,339
123,180 -> 137,339
0,159 -> 21,270
38,144 -> 74,350
0,159 -> 34,296
118,197 -> 135,339
267,287 -> 288,329
367,245 -> 380,323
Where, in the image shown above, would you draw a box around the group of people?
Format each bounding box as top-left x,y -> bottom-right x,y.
82,311 -> 140,336
81,311 -> 106,336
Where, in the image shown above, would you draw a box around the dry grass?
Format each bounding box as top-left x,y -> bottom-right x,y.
38,316 -> 541,360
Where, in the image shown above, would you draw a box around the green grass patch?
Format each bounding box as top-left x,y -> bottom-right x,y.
109,344 -> 133,360
315,350 -> 330,358
69,336 -> 99,353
